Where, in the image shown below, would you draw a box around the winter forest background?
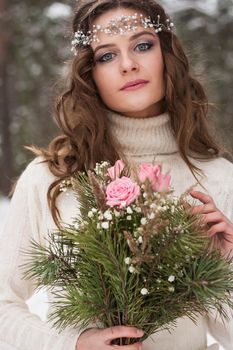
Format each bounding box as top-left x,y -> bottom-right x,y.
0,0 -> 233,196
0,1 -> 232,348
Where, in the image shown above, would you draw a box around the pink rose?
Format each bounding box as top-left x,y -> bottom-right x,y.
138,163 -> 171,192
153,173 -> 171,192
138,164 -> 161,183
107,160 -> 125,180
106,176 -> 140,208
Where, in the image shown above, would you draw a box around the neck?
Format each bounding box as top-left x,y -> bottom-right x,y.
122,99 -> 166,119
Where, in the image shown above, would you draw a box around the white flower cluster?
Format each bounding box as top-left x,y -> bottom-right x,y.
92,208 -> 116,230
168,275 -> 175,283
141,288 -> 149,295
59,178 -> 72,192
124,257 -> 138,274
87,207 -> 97,218
94,161 -> 110,176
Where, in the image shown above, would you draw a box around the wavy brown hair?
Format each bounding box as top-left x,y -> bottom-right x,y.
33,0 -> 225,226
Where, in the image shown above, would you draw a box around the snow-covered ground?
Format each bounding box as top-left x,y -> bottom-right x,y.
0,198 -> 223,348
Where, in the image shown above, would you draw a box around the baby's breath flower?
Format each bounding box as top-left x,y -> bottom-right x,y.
161,205 -> 168,211
74,222 -> 80,230
91,208 -> 97,213
60,179 -> 72,192
101,222 -> 109,229
126,207 -> 133,214
127,215 -> 132,221
135,207 -> 142,213
124,257 -> 131,265
114,209 -> 121,217
103,210 -> 113,221
60,186 -> 68,193
101,161 -> 109,168
168,275 -> 175,283
141,288 -> 149,295
137,236 -> 143,244
129,265 -> 136,273
150,203 -> 156,209
88,211 -> 94,218
140,217 -> 147,225
148,212 -> 155,220
168,286 -> 175,293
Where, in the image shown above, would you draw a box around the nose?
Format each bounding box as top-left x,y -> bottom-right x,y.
120,53 -> 139,74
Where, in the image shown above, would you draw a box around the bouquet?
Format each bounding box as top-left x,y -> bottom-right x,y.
23,160 -> 233,345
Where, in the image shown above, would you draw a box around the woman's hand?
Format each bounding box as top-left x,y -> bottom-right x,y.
76,326 -> 144,350
190,190 -> 233,255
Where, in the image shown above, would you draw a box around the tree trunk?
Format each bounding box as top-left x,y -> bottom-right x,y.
0,0 -> 14,196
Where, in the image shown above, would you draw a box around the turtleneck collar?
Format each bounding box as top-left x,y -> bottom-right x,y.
107,111 -> 179,159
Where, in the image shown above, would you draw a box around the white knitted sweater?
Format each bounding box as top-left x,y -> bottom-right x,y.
0,112 -> 233,350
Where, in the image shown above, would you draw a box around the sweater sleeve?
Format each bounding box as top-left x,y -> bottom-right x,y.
0,160 -> 81,350
205,160 -> 233,350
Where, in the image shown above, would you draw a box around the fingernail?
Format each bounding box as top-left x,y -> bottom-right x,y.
137,329 -> 144,336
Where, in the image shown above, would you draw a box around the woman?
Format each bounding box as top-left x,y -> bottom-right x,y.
0,1 -> 233,349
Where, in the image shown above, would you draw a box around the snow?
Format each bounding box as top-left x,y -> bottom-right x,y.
162,0 -> 218,16
45,2 -> 71,19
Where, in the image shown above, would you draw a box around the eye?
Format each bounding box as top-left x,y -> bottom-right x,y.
96,52 -> 115,63
135,42 -> 153,52
95,41 -> 154,64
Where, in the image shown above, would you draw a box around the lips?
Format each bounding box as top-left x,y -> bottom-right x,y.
120,79 -> 149,91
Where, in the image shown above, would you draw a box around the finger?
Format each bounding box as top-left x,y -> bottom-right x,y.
112,342 -> 143,350
190,191 -> 214,205
201,212 -> 225,224
191,203 -> 215,215
101,327 -> 144,343
208,222 -> 228,236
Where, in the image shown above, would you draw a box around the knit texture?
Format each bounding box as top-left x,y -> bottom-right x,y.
0,111 -> 233,350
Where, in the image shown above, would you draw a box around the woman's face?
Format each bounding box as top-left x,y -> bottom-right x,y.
91,8 -> 165,118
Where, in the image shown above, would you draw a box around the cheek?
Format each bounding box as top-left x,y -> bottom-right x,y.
153,55 -> 164,78
153,59 -> 165,91
92,67 -> 115,100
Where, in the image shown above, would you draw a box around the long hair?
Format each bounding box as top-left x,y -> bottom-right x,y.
32,0 -> 224,226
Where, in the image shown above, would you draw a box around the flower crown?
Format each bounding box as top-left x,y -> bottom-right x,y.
71,13 -> 174,55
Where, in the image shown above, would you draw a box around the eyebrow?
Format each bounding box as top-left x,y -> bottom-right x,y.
93,31 -> 156,54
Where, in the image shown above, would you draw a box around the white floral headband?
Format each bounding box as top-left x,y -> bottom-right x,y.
71,13 -> 174,55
